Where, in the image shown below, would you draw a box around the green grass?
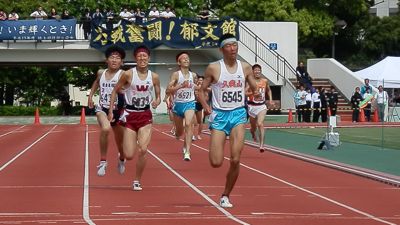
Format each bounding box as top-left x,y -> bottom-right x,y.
273,127 -> 400,150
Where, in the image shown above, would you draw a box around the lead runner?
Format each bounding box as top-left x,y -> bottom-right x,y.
197,34 -> 260,208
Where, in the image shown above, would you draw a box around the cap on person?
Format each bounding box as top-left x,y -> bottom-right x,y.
218,33 -> 238,48
105,45 -> 126,59
176,51 -> 189,62
134,45 -> 150,57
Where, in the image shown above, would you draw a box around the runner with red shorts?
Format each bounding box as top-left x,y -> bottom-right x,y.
108,45 -> 161,191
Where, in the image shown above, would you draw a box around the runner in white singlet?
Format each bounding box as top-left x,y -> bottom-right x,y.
197,34 -> 260,208
108,45 -> 161,191
87,45 -> 126,177
166,52 -> 197,161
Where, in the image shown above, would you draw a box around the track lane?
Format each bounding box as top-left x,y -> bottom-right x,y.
0,125 -> 87,224
86,125 -> 247,225
152,124 -> 399,225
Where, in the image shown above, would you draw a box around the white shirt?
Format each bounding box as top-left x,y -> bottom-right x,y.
160,11 -> 175,18
148,10 -> 159,20
30,10 -> 47,19
119,11 -> 132,20
98,69 -> 123,109
174,71 -> 195,103
211,60 -> 245,110
124,68 -> 154,109
375,91 -> 388,104
312,92 -> 320,108
298,90 -> 307,105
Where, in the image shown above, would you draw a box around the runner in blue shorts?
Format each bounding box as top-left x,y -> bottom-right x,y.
167,52 -> 198,161
197,34 -> 260,208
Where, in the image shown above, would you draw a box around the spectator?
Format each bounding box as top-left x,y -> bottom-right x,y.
119,8 -> 132,22
312,88 -> 321,122
105,8 -> 115,30
304,88 -> 312,122
293,86 -> 301,122
351,87 -> 363,122
160,6 -> 175,19
296,85 -> 307,122
81,8 -> 92,40
0,9 -> 7,20
363,89 -> 373,122
320,88 -> 329,122
148,5 -> 159,20
48,8 -> 59,20
134,7 -> 145,24
328,87 -> 338,116
360,78 -> 372,96
374,85 -> 388,122
197,6 -> 210,20
295,61 -> 312,89
92,8 -> 104,27
8,10 -> 19,21
61,9 -> 72,20
30,6 -> 47,20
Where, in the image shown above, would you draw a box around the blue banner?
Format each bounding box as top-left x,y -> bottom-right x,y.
0,19 -> 76,40
90,17 -> 239,51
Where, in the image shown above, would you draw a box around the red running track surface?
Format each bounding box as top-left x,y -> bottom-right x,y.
0,124 -> 399,225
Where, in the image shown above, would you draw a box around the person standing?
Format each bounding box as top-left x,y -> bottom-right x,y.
328,87 -> 338,116
108,45 -> 161,191
88,45 -> 126,177
363,89 -> 373,122
297,85 -> 307,122
197,34 -> 260,208
351,87 -> 363,122
167,52 -> 197,161
374,85 -> 388,122
312,88 -> 321,122
320,88 -> 328,122
246,64 -> 274,152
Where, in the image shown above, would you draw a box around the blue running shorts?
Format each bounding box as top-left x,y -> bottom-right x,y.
173,101 -> 196,118
209,107 -> 247,136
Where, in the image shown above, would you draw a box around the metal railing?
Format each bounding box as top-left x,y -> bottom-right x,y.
238,21 -> 296,90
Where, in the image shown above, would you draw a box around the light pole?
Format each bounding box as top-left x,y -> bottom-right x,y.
331,20 -> 347,59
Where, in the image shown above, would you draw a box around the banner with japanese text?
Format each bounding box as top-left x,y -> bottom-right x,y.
0,19 -> 76,40
90,17 -> 239,51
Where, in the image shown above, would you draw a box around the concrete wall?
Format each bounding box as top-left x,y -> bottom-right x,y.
307,58 -> 378,100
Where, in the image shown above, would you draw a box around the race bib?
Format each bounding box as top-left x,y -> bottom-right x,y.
219,89 -> 243,108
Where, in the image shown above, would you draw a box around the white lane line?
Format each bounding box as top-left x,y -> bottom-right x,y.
160,130 -> 396,225
0,125 -> 26,138
251,212 -> 342,216
83,125 -> 96,225
0,125 -> 57,172
147,149 -> 250,225
0,213 -> 60,216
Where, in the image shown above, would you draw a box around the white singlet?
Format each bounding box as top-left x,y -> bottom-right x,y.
124,68 -> 154,109
98,69 -> 123,109
174,70 -> 195,103
211,60 -> 245,110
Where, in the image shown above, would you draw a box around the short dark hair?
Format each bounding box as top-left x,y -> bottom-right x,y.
105,45 -> 126,59
133,45 -> 150,57
252,64 -> 261,70
218,33 -> 237,47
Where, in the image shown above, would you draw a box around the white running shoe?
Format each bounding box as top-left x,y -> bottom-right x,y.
219,196 -> 233,208
192,135 -> 197,141
183,151 -> 191,161
97,161 -> 107,177
117,159 -> 126,175
132,181 -> 143,191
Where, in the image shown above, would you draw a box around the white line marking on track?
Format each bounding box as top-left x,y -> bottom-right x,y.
159,130 -> 397,225
250,212 -> 342,216
83,125 -> 96,225
147,147 -> 250,225
0,125 -> 57,172
0,213 -> 60,216
0,125 -> 26,138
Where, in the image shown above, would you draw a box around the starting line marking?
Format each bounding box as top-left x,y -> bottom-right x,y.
0,125 -> 26,138
251,212 -> 342,216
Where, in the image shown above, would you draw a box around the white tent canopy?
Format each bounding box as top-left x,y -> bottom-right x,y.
355,56 -> 400,88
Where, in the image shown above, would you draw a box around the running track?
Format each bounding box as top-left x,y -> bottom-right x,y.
0,124 -> 399,225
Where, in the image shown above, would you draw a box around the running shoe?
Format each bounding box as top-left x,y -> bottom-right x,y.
97,161 -> 107,177
117,158 -> 126,174
132,181 -> 142,191
219,196 -> 233,208
183,151 -> 191,161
